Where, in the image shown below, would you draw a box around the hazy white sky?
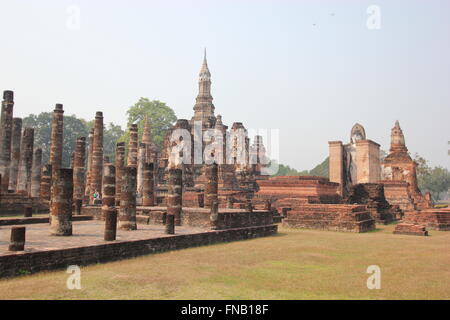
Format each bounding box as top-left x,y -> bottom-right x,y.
0,0 -> 449,170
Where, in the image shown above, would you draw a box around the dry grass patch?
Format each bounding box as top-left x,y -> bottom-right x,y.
0,224 -> 449,299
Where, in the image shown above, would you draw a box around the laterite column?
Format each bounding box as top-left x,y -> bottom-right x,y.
8,117 -> 22,191
40,164 -> 52,201
0,91 -> 14,193
142,162 -> 155,206
16,128 -> 34,195
115,142 -> 125,206
118,166 -> 137,230
50,169 -> 73,236
168,168 -> 182,227
204,163 -> 218,208
30,148 -> 42,198
90,112 -> 103,203
102,164 -> 115,221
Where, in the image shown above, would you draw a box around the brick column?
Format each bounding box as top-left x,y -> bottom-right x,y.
204,163 -> 218,208
84,128 -> 94,204
0,91 -> 14,193
9,227 -> 26,251
30,148 -> 42,198
90,112 -> 104,203
127,124 -> 138,167
210,200 -> 219,230
115,142 -> 125,206
40,164 -> 52,201
142,162 -> 155,206
168,168 -> 182,226
50,104 -> 64,173
50,168 -> 73,236
8,117 -> 22,191
104,210 -> 118,241
118,166 -> 137,230
102,164 -> 115,221
73,137 -> 86,202
16,128 -> 34,196
137,143 -> 146,200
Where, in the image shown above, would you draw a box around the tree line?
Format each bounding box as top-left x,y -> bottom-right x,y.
23,98 -> 177,167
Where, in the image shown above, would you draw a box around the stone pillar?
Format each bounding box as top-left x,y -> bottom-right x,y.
167,168 -> 182,226
16,128 -> 34,195
198,193 -> 205,208
90,112 -> 104,203
104,209 -> 118,241
137,143 -> 146,200
73,137 -> 86,202
204,163 -> 218,208
8,118 -> 22,191
264,199 -> 272,211
40,164 -> 52,201
329,141 -> 344,196
165,214 -> 175,234
84,128 -> 94,203
210,200 -> 219,230
115,142 -> 125,206
0,91 -> 14,193
30,148 -> 42,198
226,197 -> 233,209
9,227 -> 26,251
118,166 -> 137,230
127,124 -> 138,167
49,104 -> 64,172
50,169 -> 73,236
24,206 -> 33,217
102,164 -> 115,221
142,162 -> 155,206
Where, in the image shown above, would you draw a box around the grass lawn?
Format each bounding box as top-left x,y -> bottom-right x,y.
0,224 -> 449,300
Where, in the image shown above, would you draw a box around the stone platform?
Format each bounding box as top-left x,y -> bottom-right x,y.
393,223 -> 428,236
403,208 -> 450,231
0,220 -> 278,278
282,204 -> 375,233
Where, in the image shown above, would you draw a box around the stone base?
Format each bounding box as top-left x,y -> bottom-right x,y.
403,209 -> 450,231
393,223 -> 428,236
0,224 -> 278,278
282,204 -> 375,233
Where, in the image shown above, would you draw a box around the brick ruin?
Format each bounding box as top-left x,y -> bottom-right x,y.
0,56 -> 277,275
0,54 -> 448,278
329,123 -> 381,197
381,121 -> 433,211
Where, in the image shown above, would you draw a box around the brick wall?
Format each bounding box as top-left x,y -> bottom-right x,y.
0,224 -> 278,278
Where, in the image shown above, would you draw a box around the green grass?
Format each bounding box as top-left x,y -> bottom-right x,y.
0,224 -> 449,300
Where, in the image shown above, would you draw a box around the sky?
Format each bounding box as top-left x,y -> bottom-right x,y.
0,0 -> 449,171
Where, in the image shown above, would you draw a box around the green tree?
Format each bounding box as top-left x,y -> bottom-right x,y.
23,113 -> 88,167
85,120 -> 125,162
421,166 -> 450,201
309,157 -> 329,177
119,98 -> 177,149
413,153 -> 450,201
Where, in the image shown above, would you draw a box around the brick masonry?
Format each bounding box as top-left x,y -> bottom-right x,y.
393,223 -> 428,236
0,224 -> 277,278
282,204 -> 375,233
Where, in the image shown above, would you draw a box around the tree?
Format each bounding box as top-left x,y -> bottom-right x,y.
85,120 -> 125,162
23,113 -> 88,167
309,157 -> 329,177
119,98 -> 177,149
413,153 -> 450,201
421,166 -> 450,201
